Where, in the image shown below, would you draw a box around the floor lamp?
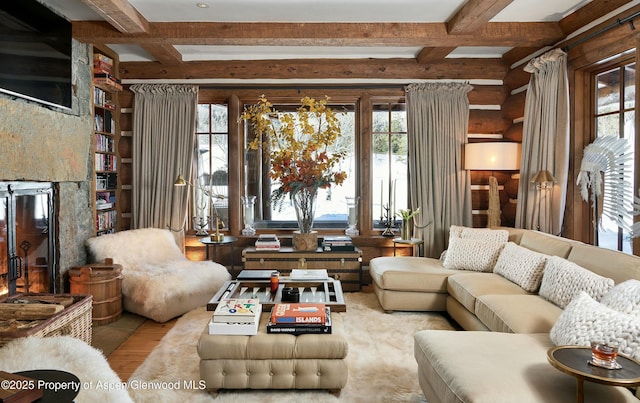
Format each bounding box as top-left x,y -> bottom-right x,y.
465,142 -> 521,228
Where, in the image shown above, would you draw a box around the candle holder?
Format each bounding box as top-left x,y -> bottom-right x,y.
241,195 -> 257,236
192,215 -> 210,236
380,204 -> 396,237
345,196 -> 359,236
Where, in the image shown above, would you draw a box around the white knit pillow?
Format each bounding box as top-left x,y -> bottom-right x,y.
539,256 -> 614,309
494,242 -> 548,292
600,280 -> 640,318
460,227 -> 509,244
443,237 -> 505,272
550,291 -> 640,360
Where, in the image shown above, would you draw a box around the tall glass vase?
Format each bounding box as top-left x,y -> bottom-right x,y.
292,187 -> 318,250
241,195 -> 256,236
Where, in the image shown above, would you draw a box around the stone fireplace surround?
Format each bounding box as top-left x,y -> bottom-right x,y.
0,40 -> 96,292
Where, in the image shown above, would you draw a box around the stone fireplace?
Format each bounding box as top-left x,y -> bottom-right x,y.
0,40 -> 96,294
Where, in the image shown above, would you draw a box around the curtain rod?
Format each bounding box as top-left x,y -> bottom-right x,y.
563,10 -> 640,52
197,84 -> 407,91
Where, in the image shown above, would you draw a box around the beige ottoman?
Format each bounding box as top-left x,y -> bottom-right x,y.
198,311 -> 348,395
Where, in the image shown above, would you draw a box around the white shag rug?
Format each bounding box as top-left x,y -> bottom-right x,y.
129,291 -> 455,402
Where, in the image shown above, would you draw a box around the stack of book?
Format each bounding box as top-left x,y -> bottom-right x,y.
93,54 -> 123,91
267,303 -> 332,334
322,236 -> 355,251
209,298 -> 262,335
255,234 -> 280,250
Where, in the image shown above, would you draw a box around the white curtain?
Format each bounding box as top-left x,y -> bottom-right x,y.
406,82 -> 473,258
130,84 -> 198,245
516,48 -> 570,235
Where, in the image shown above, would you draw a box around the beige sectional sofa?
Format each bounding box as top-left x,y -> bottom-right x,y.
369,227 -> 640,403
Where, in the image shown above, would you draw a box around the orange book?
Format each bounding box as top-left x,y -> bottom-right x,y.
270,303 -> 326,325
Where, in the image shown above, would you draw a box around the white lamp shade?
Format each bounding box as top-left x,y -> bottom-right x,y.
465,142 -> 521,171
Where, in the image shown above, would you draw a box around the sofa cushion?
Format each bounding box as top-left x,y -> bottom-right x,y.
550,291 -> 640,360
539,256 -> 614,309
443,237 -> 505,272
517,230 -> 574,258
369,256 -> 459,293
568,244 -> 640,285
447,272 -> 529,313
600,279 -> 640,317
494,242 -> 548,292
414,331 -> 636,403
475,294 -> 563,333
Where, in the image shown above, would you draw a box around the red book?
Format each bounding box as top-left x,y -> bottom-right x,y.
270,303 -> 326,325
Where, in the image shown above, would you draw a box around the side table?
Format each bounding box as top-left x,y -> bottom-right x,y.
200,236 -> 237,275
547,345 -> 640,403
393,237 -> 424,257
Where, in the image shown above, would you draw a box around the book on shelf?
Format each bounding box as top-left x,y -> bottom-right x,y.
212,298 -> 261,324
290,269 -> 329,281
255,234 -> 280,250
267,307 -> 332,334
322,235 -> 355,251
209,304 -> 263,335
270,302 -> 326,325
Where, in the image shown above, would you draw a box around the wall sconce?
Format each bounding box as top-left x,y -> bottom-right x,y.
465,142 -> 521,227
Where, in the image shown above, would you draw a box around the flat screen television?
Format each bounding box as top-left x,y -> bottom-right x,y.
0,1 -> 72,110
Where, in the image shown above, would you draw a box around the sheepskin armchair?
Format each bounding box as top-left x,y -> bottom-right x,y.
85,228 -> 231,322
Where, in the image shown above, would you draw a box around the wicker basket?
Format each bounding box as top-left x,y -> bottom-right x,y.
0,293 -> 93,347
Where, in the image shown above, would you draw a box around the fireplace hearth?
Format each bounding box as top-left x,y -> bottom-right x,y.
0,182 -> 56,297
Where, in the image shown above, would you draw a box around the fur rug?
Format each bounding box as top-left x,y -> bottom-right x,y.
0,336 -> 133,403
130,291 -> 455,402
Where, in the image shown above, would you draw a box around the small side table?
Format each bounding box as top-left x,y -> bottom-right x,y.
392,237 -> 424,257
200,236 -> 237,275
547,345 -> 640,403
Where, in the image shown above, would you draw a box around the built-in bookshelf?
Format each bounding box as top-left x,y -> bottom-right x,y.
92,47 -> 121,236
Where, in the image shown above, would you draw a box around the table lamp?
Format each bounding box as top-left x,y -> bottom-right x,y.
465,142 -> 521,227
174,174 -> 225,241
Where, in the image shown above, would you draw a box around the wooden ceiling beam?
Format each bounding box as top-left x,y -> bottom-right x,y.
72,21 -> 564,47
141,44 -> 182,64
447,0 -> 515,34
416,47 -> 456,64
80,0 -> 149,33
119,57 -> 508,81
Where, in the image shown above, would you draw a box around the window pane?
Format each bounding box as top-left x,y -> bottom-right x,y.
197,104 -> 210,133
624,64 -> 635,110
210,104 -> 228,132
596,68 -> 620,115
596,114 -> 619,138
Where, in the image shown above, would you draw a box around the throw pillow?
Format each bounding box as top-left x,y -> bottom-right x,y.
494,242 -> 548,292
460,227 -> 509,244
539,256 -> 614,309
600,279 -> 640,318
442,237 -> 506,272
550,291 -> 640,360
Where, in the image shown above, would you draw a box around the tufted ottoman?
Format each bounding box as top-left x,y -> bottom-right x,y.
197,311 -> 348,395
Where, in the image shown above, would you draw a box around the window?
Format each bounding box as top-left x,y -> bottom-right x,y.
371,102 -> 407,227
244,103 -> 356,229
594,61 -> 636,253
195,103 -> 229,231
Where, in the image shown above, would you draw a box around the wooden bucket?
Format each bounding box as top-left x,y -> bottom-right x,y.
69,259 -> 122,326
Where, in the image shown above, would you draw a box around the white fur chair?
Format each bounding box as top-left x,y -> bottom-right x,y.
86,228 -> 231,322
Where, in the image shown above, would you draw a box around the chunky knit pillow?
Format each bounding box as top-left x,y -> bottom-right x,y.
494,242 -> 548,292
539,256 -> 614,309
443,237 -> 506,272
600,279 -> 640,318
550,291 -> 640,360
460,227 -> 509,243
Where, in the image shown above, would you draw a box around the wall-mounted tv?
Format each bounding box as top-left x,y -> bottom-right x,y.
0,1 -> 72,110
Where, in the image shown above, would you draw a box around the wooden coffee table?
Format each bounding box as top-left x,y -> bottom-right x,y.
547,345 -> 640,403
207,277 -> 346,312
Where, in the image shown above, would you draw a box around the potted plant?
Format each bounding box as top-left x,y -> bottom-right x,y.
241,95 -> 347,250
396,207 -> 420,240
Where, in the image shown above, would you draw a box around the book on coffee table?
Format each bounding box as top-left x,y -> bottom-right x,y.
266,306 -> 332,334
290,269 -> 329,281
270,302 -> 326,325
212,298 -> 261,323
209,303 -> 263,335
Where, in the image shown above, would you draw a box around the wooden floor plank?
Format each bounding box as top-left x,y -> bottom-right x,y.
106,318 -> 176,381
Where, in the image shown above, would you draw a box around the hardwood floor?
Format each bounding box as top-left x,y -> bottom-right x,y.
106,318 -> 176,381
